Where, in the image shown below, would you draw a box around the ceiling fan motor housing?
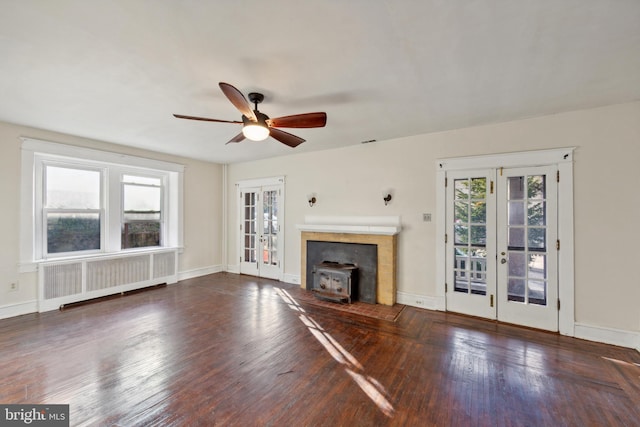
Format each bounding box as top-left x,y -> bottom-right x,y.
242,111 -> 269,127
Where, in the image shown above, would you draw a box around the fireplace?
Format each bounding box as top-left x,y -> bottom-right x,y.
297,216 -> 401,306
306,240 -> 377,304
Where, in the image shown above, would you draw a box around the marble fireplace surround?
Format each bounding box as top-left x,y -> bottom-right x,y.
297,216 -> 401,306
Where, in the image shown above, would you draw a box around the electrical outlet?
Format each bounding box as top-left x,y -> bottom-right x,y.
9,282 -> 18,292
422,213 -> 432,222
414,299 -> 426,306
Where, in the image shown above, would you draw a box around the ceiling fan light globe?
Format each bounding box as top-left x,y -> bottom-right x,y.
242,124 -> 270,141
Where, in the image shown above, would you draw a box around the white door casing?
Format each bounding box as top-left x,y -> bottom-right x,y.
237,177 -> 285,281
436,148 -> 575,335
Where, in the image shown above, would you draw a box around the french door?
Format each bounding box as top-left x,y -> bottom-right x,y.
496,166 -> 558,330
445,166 -> 559,331
238,183 -> 283,280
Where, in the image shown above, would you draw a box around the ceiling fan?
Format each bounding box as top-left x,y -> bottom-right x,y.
174,82 -> 327,147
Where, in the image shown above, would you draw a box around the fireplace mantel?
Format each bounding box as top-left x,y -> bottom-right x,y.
296,215 -> 401,235
298,216 -> 400,306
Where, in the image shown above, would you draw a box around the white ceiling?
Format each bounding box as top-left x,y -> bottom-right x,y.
1,1 -> 639,164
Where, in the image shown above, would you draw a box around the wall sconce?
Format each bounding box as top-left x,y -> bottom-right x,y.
307,193 -> 317,207
382,189 -> 393,206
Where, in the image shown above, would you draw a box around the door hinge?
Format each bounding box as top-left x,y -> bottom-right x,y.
499,167 -> 503,176
490,180 -> 494,194
240,256 -> 241,263
445,283 -> 448,293
556,170 -> 560,182
445,177 -> 448,187
240,192 -> 242,199
556,239 -> 560,250
240,223 -> 242,230
445,234 -> 448,243
490,294 -> 494,308
557,299 -> 561,310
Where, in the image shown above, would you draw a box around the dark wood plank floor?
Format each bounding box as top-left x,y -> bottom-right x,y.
1,273 -> 639,426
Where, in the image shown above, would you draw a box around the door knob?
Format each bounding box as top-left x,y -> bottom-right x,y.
501,258 -> 507,264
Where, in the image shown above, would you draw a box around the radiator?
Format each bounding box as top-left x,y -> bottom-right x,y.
38,249 -> 178,312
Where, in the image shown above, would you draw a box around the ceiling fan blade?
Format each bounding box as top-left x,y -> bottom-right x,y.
219,82 -> 257,121
225,132 -> 246,145
268,112 -> 327,128
269,128 -> 305,147
173,114 -> 241,124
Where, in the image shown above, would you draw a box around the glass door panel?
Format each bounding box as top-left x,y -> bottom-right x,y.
497,166 -> 558,331
446,170 -> 496,320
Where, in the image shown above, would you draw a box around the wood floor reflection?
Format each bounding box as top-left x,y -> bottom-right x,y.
1,273 -> 638,426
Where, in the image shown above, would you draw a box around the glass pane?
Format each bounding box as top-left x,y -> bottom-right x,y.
454,269 -> 468,293
508,278 -> 526,302
454,201 -> 469,223
508,227 -> 525,249
46,166 -> 100,209
470,225 -> 486,246
470,201 -> 486,223
123,184 -> 161,221
528,254 -> 546,281
527,175 -> 546,199
528,202 -> 546,226
470,178 -> 486,199
508,201 -> 525,226
454,224 -> 468,244
469,248 -> 486,295
508,252 -> 526,277
528,228 -> 546,250
122,221 -> 160,249
454,179 -> 469,200
47,212 -> 100,253
528,279 -> 547,305
508,176 -> 525,200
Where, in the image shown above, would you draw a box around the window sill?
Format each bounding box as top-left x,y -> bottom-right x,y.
20,246 -> 183,273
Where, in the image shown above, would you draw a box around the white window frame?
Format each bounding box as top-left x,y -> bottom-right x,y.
40,161 -> 105,257
120,172 -> 166,250
20,138 -> 184,271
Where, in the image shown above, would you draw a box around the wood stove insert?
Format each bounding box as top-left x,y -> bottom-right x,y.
312,261 -> 359,303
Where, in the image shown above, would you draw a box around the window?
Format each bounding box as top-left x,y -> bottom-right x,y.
20,138 -> 184,265
122,175 -> 162,249
44,165 -> 102,255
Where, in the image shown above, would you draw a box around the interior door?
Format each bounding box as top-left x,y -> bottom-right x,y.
239,184 -> 282,280
496,166 -> 558,331
445,169 -> 496,319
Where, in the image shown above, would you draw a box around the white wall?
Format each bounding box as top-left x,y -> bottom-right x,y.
227,102 -> 640,335
0,121 -> 224,315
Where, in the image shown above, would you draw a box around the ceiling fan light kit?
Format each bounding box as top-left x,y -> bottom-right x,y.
174,82 -> 327,147
242,110 -> 270,141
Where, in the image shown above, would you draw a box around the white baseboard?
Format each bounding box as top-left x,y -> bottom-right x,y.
0,300 -> 38,320
283,274 -> 300,285
177,264 -> 224,281
575,322 -> 640,351
396,291 -> 444,311
226,264 -> 240,274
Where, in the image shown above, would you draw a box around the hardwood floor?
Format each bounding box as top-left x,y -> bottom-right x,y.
1,273 -> 638,426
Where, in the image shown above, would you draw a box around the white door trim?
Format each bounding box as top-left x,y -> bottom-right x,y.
436,148 -> 575,336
